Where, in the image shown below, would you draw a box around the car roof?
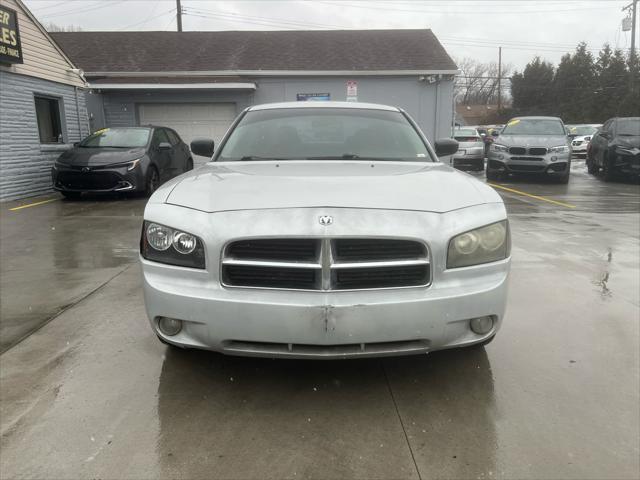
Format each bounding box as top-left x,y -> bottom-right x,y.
248,101 -> 401,112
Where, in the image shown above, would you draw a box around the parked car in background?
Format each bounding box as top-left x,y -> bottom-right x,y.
451,127 -> 485,171
486,116 -> 571,183
587,117 -> 640,181
141,102 -> 510,358
52,127 -> 193,198
566,124 -> 601,158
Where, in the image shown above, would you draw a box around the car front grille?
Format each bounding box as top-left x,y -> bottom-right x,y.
510,157 -> 544,161
528,147 -> 548,156
508,147 -> 548,156
222,238 -> 430,291
56,171 -> 123,190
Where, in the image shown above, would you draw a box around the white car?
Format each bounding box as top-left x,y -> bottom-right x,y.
567,124 -> 601,157
140,102 -> 511,359
451,127 -> 485,171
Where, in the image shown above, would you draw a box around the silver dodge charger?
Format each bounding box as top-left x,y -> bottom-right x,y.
140,102 -> 511,359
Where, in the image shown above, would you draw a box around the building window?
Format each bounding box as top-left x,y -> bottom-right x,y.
35,96 -> 63,144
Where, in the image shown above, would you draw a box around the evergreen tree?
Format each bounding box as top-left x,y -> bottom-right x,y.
593,45 -> 630,120
510,57 -> 555,115
552,43 -> 596,122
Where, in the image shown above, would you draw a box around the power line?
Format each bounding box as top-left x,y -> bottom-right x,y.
183,7 -> 350,30
117,8 -> 176,31
39,0 -> 126,19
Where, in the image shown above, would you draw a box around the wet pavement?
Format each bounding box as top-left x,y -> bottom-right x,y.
1,160 -> 638,479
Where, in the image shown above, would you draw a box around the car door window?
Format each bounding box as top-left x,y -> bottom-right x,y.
153,128 -> 170,146
166,130 -> 181,146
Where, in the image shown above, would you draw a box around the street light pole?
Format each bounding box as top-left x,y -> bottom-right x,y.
623,0 -> 638,92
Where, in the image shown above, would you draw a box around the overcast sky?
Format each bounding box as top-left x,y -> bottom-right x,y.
25,0 -> 636,72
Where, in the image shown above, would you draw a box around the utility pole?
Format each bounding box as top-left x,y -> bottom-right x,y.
623,0 -> 638,92
497,46 -> 502,112
176,0 -> 183,32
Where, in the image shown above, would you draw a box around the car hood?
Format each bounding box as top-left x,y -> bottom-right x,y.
497,135 -> 568,147
57,147 -> 146,166
613,136 -> 640,148
159,161 -> 502,213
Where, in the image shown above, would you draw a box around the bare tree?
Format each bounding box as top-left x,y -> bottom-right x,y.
454,57 -> 512,106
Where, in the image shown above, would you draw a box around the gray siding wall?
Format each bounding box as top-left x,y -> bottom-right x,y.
252,76 -> 454,140
0,71 -> 89,201
95,76 -> 454,141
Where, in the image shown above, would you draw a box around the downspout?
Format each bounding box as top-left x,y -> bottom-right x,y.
74,87 -> 82,141
433,77 -> 440,139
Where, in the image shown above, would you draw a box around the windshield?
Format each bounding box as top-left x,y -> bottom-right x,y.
80,128 -> 151,148
568,125 -> 598,136
502,118 -> 565,136
218,108 -> 432,162
617,118 -> 640,136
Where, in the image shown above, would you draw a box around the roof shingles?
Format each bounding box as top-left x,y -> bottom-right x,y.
50,30 -> 457,73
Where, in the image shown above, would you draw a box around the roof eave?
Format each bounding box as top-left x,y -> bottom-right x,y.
89,82 -> 257,90
84,69 -> 460,77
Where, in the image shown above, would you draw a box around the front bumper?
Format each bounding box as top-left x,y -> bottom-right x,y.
142,204 -> 510,359
487,150 -> 570,176
613,150 -> 640,175
51,164 -> 144,193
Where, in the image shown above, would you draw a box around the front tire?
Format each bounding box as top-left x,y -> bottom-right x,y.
586,155 -> 598,174
602,154 -> 616,182
144,166 -> 160,197
486,168 -> 500,181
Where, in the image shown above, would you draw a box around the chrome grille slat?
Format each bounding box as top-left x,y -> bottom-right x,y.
222,237 -> 430,291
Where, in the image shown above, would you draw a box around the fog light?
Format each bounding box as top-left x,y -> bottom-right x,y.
470,316 -> 494,335
158,317 -> 182,336
551,156 -> 558,161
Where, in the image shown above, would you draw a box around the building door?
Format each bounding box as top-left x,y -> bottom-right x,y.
139,103 -> 237,164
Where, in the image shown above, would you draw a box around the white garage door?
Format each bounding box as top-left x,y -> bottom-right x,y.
139,103 -> 237,163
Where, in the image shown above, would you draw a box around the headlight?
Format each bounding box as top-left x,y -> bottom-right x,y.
447,220 -> 510,268
491,143 -> 508,152
54,159 -> 69,169
549,145 -> 570,153
141,221 -> 205,269
127,158 -> 141,171
584,136 -> 591,142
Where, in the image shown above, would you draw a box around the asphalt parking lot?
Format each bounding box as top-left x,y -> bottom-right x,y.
1,159 -> 638,479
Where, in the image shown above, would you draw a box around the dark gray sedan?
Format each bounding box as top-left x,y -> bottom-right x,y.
51,126 -> 193,198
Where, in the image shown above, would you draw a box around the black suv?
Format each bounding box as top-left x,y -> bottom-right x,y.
587,117 -> 640,181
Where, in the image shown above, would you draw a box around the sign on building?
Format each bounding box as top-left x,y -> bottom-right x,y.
0,5 -> 22,64
346,80 -> 357,102
297,93 -> 331,101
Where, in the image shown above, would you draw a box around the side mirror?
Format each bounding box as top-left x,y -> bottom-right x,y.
158,142 -> 172,150
434,138 -> 459,157
191,138 -> 215,158
492,131 -> 499,137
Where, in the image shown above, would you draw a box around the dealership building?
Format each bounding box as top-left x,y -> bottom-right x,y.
1,4 -> 457,200
52,29 -> 457,165
0,0 -> 88,201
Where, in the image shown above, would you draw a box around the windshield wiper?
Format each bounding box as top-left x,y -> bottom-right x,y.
305,154 -> 403,160
236,156 -> 294,161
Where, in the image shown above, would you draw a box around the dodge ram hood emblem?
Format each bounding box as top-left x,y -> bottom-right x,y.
319,215 -> 333,226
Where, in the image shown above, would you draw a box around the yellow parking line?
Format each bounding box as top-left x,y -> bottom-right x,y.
9,198 -> 58,211
488,183 -> 576,209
